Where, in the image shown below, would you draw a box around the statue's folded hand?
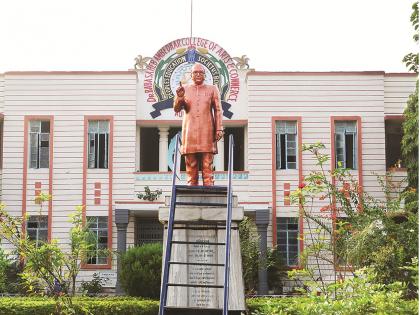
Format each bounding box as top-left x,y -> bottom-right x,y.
216,130 -> 224,141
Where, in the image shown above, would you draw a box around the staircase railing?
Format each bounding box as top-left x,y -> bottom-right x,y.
222,134 -> 234,315
159,132 -> 181,315
158,133 -> 235,315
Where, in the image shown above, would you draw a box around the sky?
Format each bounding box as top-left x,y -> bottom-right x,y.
0,0 -> 418,73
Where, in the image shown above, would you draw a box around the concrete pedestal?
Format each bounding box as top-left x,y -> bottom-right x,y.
159,193 -> 246,313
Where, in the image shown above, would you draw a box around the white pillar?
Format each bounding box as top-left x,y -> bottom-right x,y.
215,136 -> 225,171
158,127 -> 169,171
136,125 -> 141,172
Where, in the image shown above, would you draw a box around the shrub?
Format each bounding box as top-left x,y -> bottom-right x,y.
137,186 -> 162,201
0,249 -> 10,293
239,216 -> 287,294
0,294 -> 416,315
249,269 -> 419,314
80,273 -> 106,295
119,243 -> 162,298
247,296 -> 305,314
0,297 -> 159,315
289,142 -> 418,297
2,260 -> 23,294
0,201 -> 99,297
248,297 -> 418,315
239,216 -> 260,294
266,247 -> 287,294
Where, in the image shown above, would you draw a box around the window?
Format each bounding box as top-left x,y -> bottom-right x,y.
139,126 -> 246,172
87,216 -> 108,264
277,217 -> 300,266
168,127 -> 186,171
140,127 -> 159,171
0,121 -> 3,169
88,121 -> 109,169
223,127 -> 245,171
335,121 -> 357,169
135,218 -> 163,245
27,215 -> 48,246
385,120 -> 404,169
276,121 -> 297,170
29,120 -> 50,168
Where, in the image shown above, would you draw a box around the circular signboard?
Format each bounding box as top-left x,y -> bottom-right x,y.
143,37 -> 240,119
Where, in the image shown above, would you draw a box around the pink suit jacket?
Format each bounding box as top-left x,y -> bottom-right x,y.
173,83 -> 223,155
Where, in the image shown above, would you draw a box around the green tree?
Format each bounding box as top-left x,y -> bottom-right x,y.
402,1 -> 419,73
239,216 -> 287,294
289,143 -> 418,298
402,82 -> 419,213
402,1 -> 419,214
0,249 -> 10,293
239,216 -> 261,294
0,194 -> 100,314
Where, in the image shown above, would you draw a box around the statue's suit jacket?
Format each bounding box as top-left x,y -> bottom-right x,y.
173,83 -> 223,155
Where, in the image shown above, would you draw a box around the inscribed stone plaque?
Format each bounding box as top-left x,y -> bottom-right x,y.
186,228 -> 218,308
159,197 -> 246,312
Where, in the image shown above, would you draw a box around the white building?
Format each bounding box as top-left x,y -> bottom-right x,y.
0,37 -> 416,292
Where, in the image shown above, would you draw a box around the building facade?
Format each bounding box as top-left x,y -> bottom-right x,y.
0,37 -> 416,292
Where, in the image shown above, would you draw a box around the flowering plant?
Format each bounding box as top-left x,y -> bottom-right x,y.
288,142 -> 418,298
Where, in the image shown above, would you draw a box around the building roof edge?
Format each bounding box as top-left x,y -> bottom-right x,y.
4,70 -> 137,75
247,71 -> 387,76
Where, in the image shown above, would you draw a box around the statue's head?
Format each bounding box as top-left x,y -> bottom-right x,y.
191,63 -> 205,85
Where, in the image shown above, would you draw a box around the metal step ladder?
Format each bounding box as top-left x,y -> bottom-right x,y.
159,133 -> 235,315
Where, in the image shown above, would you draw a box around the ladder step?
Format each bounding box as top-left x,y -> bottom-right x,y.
175,201 -> 227,207
164,306 -> 223,311
175,185 -> 227,195
171,240 -> 226,246
171,225 -> 238,230
169,261 -> 225,267
174,221 -> 226,225
167,283 -> 224,288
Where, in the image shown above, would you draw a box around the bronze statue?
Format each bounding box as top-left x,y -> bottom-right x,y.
173,63 -> 224,186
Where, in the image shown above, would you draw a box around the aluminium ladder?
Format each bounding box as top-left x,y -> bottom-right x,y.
159,133 -> 235,315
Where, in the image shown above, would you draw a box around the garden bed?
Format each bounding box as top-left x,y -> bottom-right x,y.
0,296 -> 417,315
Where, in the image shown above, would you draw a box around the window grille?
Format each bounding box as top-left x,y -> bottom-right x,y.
29,121 -> 50,169
277,217 -> 300,266
276,121 -> 297,170
86,216 -> 108,264
136,218 -> 163,245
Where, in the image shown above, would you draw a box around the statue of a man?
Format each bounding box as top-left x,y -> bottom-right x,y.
173,63 -> 224,186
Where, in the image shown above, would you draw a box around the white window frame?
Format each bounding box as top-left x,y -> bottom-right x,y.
335,121 -> 357,169
29,120 -> 50,169
86,216 -> 108,265
276,121 -> 297,170
277,217 -> 300,266
27,215 -> 48,247
88,120 -> 109,169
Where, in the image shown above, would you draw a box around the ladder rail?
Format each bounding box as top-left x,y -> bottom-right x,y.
160,133 -> 235,315
159,132 -> 181,315
223,134 -> 235,315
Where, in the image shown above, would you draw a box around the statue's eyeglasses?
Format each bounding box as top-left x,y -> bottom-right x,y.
192,71 -> 205,75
